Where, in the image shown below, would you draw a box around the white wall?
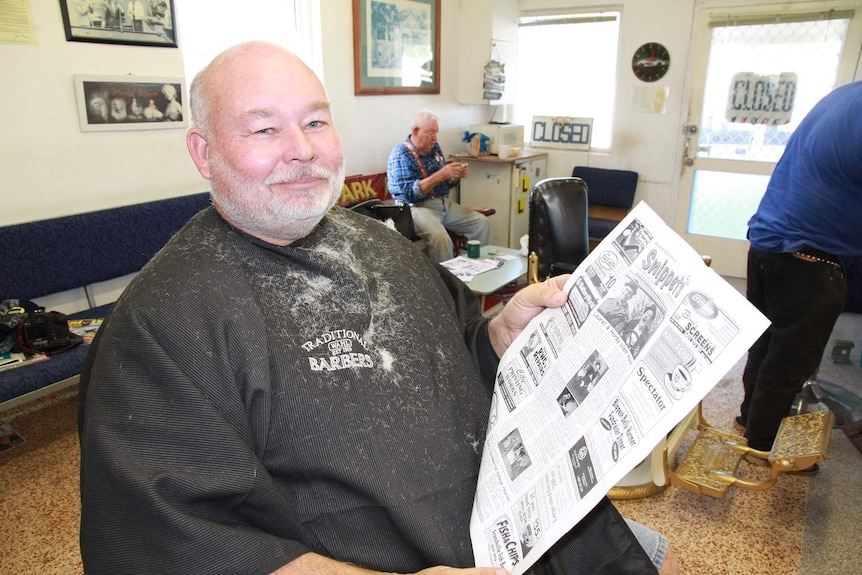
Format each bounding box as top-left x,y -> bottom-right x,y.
320,0 -> 484,177
1,2 -> 200,227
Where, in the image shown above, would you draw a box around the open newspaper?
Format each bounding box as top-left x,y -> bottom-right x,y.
470,202 -> 770,574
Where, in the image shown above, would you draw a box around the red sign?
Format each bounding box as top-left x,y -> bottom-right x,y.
339,172 -> 390,207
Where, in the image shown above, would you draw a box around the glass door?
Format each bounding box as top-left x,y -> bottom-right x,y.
675,2 -> 862,278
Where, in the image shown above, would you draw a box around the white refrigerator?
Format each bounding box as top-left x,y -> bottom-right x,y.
457,151 -> 547,249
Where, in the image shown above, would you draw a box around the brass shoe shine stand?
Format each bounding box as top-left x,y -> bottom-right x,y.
609,405 -> 834,500
669,407 -> 833,498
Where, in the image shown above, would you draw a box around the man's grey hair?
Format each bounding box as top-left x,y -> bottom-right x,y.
412,108 -> 438,129
189,65 -> 213,138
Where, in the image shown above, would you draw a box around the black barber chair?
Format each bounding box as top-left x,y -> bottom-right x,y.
527,177 -> 590,284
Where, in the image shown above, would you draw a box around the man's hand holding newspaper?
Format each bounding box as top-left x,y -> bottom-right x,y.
488,276 -> 569,357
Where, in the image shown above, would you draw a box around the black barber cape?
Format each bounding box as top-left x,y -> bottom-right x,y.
79,206 -> 656,575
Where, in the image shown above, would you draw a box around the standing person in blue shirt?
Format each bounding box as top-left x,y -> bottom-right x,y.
738,81 -> 862,467
387,109 -> 491,262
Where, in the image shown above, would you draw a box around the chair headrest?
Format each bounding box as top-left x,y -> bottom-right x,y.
571,166 -> 638,208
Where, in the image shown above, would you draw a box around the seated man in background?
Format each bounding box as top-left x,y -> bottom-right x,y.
387,108 -> 491,262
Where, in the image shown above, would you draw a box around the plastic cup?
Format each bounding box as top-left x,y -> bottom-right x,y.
467,240 -> 481,258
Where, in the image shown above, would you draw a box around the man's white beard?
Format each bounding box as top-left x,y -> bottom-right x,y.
210,160 -> 345,243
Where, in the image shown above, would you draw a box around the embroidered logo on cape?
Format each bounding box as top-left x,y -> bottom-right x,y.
302,329 -> 374,372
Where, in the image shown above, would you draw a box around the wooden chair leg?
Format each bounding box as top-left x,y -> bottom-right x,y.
449,231 -> 467,256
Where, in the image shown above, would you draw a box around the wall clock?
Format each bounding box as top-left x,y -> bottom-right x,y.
631,42 -> 670,82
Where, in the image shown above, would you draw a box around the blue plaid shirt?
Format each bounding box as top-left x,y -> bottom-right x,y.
386,138 -> 452,204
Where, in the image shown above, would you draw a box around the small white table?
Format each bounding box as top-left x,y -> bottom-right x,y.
462,245 -> 528,309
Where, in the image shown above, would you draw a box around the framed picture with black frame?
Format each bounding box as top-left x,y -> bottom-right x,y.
59,0 -> 177,48
74,74 -> 186,132
352,0 -> 440,95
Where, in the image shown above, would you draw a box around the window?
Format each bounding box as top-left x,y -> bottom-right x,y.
697,12 -> 851,163
687,10 -> 852,240
176,0 -> 322,92
514,12 -> 620,149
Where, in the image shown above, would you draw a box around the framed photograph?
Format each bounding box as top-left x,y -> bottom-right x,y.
353,0 -> 440,96
59,0 -> 177,48
74,74 -> 186,132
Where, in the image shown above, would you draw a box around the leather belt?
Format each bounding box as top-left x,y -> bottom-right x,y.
792,246 -> 842,268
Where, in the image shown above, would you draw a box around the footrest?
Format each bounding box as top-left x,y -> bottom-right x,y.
671,425 -> 747,498
769,410 -> 834,471
670,410 -> 835,498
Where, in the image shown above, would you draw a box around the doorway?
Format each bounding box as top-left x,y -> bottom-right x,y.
675,2 -> 862,277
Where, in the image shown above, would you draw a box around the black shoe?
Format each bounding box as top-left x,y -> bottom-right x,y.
733,415 -> 746,433
785,463 -> 820,476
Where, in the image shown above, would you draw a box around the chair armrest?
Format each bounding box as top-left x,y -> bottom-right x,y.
588,204 -> 629,222
470,206 -> 496,217
528,252 -> 539,284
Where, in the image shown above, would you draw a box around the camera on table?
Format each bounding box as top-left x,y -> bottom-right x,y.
21,311 -> 75,352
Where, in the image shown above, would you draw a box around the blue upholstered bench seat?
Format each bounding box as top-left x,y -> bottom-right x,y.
1,193 -> 212,408
587,217 -> 622,242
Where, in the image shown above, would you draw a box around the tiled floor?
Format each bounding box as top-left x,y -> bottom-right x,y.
0,389 -> 84,575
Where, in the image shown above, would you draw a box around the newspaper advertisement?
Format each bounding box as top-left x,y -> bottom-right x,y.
470,202 -> 770,574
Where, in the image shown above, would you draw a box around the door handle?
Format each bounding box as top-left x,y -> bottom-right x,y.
682,123 -> 698,168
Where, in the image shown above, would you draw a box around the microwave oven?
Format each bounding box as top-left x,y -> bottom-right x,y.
467,123 -> 525,155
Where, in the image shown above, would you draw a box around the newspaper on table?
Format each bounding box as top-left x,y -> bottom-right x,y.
441,255 -> 509,283
470,202 -> 770,574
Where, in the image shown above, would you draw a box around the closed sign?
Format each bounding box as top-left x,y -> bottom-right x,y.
530,116 -> 593,150
725,72 -> 797,125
